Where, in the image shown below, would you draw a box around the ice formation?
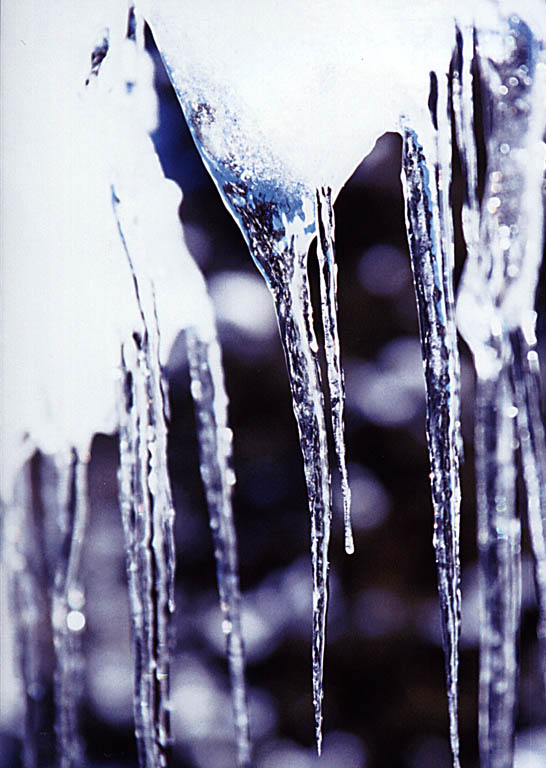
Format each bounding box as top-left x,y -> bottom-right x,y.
1,2 -> 248,767
1,1 -> 545,768
454,9 -> 546,767
146,1 -> 545,766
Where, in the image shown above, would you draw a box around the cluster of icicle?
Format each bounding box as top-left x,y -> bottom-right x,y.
1,3 -> 247,768
1,2 -> 545,768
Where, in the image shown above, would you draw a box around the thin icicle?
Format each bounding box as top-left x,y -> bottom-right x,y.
51,450 -> 89,768
475,370 -> 521,768
315,187 -> 354,555
114,188 -> 176,768
6,459 -> 54,768
274,245 -> 331,757
186,327 -> 252,768
510,322 -> 546,697
401,119 -> 462,768
118,335 -> 174,768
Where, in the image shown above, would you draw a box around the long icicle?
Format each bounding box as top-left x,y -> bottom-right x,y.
315,187 -> 354,555
114,189 -> 176,768
205,181 -> 333,754
268,233 -> 331,756
52,450 -> 89,768
401,117 -> 462,768
186,327 -> 252,768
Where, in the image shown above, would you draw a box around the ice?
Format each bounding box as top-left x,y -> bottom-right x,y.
2,1 -> 546,766
511,321 -> 546,698
144,1 -> 542,762
401,113 -> 462,767
315,187 -> 354,555
238,198 -> 334,756
141,0 -> 456,194
186,329 -> 252,767
115,211 -> 176,766
51,452 -> 89,768
143,2 -> 451,751
0,2 -> 227,767
454,7 -> 546,766
5,459 -> 56,768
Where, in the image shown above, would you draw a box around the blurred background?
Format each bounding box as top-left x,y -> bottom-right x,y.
1,27 -> 545,768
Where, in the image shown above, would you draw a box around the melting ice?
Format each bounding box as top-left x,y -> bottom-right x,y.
1,1 -> 546,768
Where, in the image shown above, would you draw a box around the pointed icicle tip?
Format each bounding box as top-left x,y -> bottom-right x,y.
343,485 -> 355,554
344,529 -> 355,555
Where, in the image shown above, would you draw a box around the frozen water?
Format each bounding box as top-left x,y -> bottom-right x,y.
1,2 -> 242,767
142,0 -> 457,193
186,329 -> 252,767
454,7 -> 546,766
401,112 -> 462,765
116,230 -> 176,767
2,1 -> 546,767
144,1 -> 546,764
315,187 -> 354,555
51,453 -> 89,768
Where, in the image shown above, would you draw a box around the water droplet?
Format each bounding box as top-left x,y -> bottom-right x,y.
190,379 -> 203,399
66,610 -> 86,632
222,619 -> 233,635
487,197 -> 501,214
67,587 -> 85,610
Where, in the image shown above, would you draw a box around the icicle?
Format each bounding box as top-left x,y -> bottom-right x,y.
475,369 -> 520,768
51,450 -> 89,768
142,3 -> 457,755
510,321 -> 546,697
315,187 -> 354,555
150,40 -> 336,744
186,328 -> 252,768
114,189 -> 176,768
200,180 -> 333,754
401,108 -> 462,767
455,9 -> 546,766
5,451 -> 89,768
6,460 -> 54,768
247,198 -> 333,756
